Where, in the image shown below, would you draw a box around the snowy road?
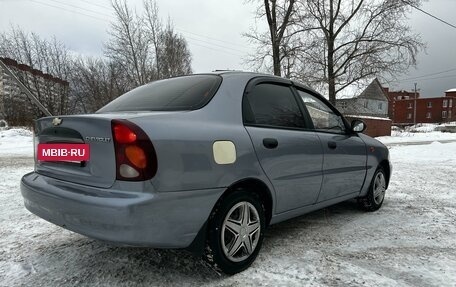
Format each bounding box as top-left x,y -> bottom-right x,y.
1,142 -> 456,286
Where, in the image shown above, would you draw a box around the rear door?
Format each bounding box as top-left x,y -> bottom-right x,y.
243,79 -> 324,213
295,88 -> 367,202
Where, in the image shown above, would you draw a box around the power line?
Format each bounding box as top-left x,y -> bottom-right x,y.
21,0 -> 251,57
76,0 -> 113,11
28,0 -> 110,22
175,28 -> 251,50
186,40 -> 244,57
90,0 -> 250,49
403,0 -> 456,30
42,0 -> 113,18
403,74 -> 456,82
184,34 -> 249,54
389,73 -> 456,86
394,67 -> 456,82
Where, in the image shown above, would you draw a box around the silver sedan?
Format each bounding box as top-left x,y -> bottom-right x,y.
21,71 -> 391,274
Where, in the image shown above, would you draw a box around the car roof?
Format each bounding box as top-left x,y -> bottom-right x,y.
200,70 -> 319,94
210,70 -> 283,79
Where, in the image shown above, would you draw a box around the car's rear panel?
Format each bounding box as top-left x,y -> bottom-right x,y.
35,115 -> 117,188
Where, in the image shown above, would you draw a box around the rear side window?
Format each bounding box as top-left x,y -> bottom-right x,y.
243,83 -> 306,128
97,75 -> 222,112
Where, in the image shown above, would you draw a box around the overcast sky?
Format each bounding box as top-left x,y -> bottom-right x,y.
0,0 -> 455,98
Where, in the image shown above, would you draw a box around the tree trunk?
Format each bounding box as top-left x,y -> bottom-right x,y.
327,0 -> 336,105
272,40 -> 281,76
327,39 -> 336,105
264,0 -> 281,77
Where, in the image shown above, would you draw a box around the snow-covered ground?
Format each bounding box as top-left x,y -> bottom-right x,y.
0,128 -> 455,286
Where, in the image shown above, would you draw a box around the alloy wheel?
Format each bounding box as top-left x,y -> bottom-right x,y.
373,172 -> 386,205
221,201 -> 261,262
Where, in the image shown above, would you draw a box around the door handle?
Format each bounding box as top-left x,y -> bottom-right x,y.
263,138 -> 278,149
328,141 -> 337,149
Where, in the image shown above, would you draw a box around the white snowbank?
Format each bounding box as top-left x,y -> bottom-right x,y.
392,141 -> 455,162
345,115 -> 391,121
376,123 -> 456,144
377,131 -> 456,144
0,128 -> 34,157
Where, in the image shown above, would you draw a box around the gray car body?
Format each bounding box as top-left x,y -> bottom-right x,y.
21,71 -> 391,251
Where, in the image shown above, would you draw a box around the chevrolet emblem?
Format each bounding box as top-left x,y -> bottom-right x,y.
52,117 -> 62,126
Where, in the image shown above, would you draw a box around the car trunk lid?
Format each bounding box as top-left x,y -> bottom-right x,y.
35,115 -> 118,188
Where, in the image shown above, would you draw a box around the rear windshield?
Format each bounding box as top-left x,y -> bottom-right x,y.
97,75 -> 222,112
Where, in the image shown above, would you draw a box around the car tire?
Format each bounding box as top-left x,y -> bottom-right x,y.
358,167 -> 387,212
204,189 -> 266,275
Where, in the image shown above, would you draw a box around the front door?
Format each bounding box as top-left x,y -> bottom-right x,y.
296,88 -> 367,202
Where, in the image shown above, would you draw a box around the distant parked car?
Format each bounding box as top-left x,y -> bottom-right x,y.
21,72 -> 391,274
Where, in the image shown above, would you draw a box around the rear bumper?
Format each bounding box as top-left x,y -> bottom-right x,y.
21,172 -> 224,248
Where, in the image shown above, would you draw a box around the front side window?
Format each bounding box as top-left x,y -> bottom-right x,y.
298,90 -> 346,133
442,111 -> 447,118
426,112 -> 431,119
407,102 -> 413,109
427,102 -> 432,108
378,102 -> 383,110
450,99 -> 453,107
243,83 -> 306,128
443,100 -> 448,108
407,113 -> 412,119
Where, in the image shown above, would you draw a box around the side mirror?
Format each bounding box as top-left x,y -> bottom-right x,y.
351,119 -> 366,133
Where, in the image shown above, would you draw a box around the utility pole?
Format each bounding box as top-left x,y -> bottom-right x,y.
413,83 -> 417,125
0,59 -> 52,117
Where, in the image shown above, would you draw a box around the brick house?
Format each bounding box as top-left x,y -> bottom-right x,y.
385,88 -> 456,125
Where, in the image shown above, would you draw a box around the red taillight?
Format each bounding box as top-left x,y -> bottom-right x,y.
111,119 -> 157,181
113,124 -> 137,143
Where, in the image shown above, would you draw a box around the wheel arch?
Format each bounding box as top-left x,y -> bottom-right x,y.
379,159 -> 391,189
186,177 -> 274,256
219,178 -> 274,226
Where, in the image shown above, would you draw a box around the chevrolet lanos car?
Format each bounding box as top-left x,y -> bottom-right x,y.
21,72 -> 391,274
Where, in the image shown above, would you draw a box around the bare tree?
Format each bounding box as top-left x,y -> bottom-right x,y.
247,0 -> 425,105
106,0 -> 192,87
144,0 -> 162,78
301,0 -> 424,104
263,0 -> 296,76
245,0 -> 298,76
158,21 -> 192,78
71,58 -> 129,113
105,0 -> 151,87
